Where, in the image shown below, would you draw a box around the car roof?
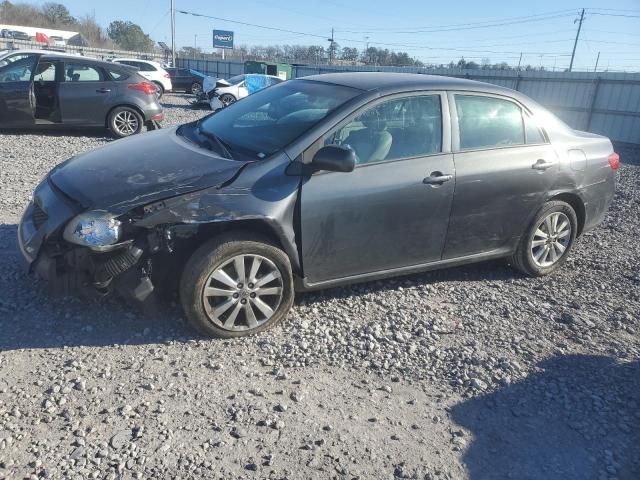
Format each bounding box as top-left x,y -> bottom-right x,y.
0,49 -> 77,57
301,72 -> 514,95
113,57 -> 160,65
40,54 -> 134,70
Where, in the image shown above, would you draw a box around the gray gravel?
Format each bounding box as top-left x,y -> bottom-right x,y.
0,94 -> 638,479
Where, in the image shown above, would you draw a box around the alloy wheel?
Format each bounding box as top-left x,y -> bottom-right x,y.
191,82 -> 202,95
220,94 -> 236,107
113,110 -> 139,136
202,254 -> 284,331
531,212 -> 572,268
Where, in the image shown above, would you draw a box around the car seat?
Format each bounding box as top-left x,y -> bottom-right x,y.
342,108 -> 392,164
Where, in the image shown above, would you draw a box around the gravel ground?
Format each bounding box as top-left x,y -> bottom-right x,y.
0,94 -> 638,480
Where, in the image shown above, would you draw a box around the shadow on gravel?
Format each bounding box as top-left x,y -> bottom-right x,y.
298,259 -> 525,306
0,224 -> 200,352
451,355 -> 640,480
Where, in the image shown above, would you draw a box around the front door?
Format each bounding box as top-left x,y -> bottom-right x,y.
300,93 -> 455,285
0,55 -> 37,125
443,92 -> 558,259
58,62 -> 112,125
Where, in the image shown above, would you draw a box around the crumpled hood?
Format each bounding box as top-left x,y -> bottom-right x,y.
49,127 -> 249,214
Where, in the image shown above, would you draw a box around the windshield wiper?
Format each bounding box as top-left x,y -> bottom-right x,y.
196,124 -> 234,160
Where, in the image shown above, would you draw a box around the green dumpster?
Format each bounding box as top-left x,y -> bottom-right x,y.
244,61 -> 292,80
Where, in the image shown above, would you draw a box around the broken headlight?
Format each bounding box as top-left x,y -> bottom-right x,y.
63,211 -> 121,248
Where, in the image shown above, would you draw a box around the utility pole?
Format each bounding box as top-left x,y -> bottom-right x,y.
329,28 -> 334,65
170,0 -> 176,67
517,52 -> 522,70
569,8 -> 585,72
193,34 -> 197,58
594,51 -> 600,72
364,36 -> 370,63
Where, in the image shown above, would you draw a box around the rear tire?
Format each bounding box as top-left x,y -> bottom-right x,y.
180,232 -> 294,338
108,106 -> 143,138
153,82 -> 164,99
509,200 -> 578,276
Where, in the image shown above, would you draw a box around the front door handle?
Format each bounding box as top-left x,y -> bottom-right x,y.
423,172 -> 453,185
96,88 -> 111,93
532,159 -> 556,170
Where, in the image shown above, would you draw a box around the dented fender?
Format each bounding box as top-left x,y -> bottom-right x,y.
132,153 -> 303,273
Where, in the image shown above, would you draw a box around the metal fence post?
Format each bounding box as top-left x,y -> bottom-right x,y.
586,77 -> 602,132
514,75 -> 521,91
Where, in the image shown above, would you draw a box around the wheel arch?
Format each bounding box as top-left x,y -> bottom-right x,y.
105,103 -> 147,128
167,218 -> 301,279
547,192 -> 586,236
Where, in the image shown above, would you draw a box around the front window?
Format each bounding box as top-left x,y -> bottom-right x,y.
326,95 -> 442,165
34,61 -> 57,82
0,53 -> 36,68
193,80 -> 361,160
0,56 -> 37,82
64,63 -> 104,82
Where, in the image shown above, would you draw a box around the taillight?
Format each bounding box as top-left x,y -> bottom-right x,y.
128,82 -> 156,95
608,152 -> 620,171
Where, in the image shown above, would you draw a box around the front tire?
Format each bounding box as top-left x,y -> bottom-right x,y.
189,81 -> 202,95
509,200 -> 577,276
108,106 -> 143,138
219,93 -> 236,108
180,232 -> 294,338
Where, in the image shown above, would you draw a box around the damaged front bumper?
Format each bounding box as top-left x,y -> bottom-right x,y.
18,179 -> 156,302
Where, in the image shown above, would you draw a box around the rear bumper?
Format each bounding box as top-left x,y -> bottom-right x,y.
581,173 -> 616,233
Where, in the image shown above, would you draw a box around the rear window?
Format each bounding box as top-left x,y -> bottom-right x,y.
137,62 -> 157,72
455,95 -> 525,150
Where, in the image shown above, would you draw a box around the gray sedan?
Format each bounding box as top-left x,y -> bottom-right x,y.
0,53 -> 163,137
18,72 -> 617,337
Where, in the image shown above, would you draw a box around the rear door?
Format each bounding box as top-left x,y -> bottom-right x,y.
58,62 -> 113,125
0,55 -> 37,125
443,92 -> 558,258
300,92 -> 456,284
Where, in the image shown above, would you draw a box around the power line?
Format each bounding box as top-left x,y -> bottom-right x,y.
587,12 -> 640,18
175,8 -> 575,56
336,11 -> 578,34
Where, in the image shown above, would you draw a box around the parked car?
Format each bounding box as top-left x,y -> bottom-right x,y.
112,58 -> 172,97
18,73 -> 618,338
165,67 -> 205,94
0,53 -> 163,137
0,29 -> 30,41
200,73 -> 283,110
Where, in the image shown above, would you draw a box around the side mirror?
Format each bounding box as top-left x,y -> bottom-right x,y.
311,145 -> 356,173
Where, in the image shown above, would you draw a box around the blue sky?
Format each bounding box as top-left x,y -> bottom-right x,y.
18,0 -> 640,71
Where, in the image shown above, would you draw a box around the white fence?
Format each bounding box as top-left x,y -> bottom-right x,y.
178,58 -> 640,145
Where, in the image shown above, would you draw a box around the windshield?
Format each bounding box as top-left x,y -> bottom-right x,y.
226,74 -> 246,85
196,80 -> 361,160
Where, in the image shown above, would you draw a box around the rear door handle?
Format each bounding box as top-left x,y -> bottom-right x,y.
423,173 -> 453,185
532,159 -> 556,170
96,88 -> 111,93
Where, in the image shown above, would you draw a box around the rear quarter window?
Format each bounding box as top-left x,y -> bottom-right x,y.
108,69 -> 130,81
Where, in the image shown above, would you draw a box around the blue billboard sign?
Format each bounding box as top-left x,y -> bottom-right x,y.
213,30 -> 234,49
